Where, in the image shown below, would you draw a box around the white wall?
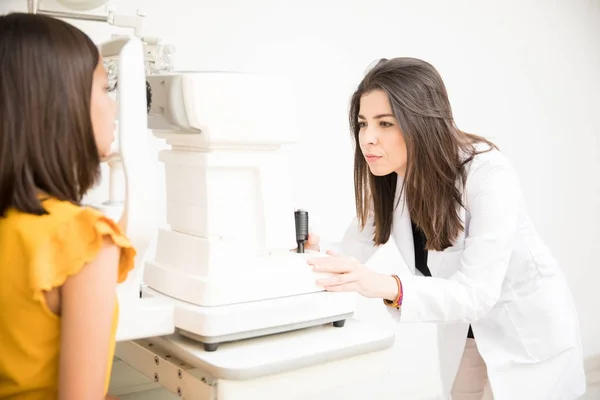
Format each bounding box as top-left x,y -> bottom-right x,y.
3,0 -> 599,396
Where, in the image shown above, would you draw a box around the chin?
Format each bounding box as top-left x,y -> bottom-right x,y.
99,147 -> 113,161
368,166 -> 394,177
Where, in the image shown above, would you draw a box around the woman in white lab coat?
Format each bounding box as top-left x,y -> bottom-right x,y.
306,57 -> 586,400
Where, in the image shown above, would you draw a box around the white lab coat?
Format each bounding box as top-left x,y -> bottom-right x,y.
338,145 -> 586,400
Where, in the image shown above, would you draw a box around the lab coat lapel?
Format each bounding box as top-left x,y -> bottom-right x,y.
394,198 -> 415,275
393,174 -> 444,277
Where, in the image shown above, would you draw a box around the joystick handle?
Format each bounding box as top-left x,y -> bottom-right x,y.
294,209 -> 309,253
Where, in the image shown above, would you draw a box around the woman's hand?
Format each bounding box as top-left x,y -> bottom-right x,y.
307,250 -> 399,301
291,233 -> 321,252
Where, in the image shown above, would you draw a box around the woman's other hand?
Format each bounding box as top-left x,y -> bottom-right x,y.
304,233 -> 320,251
307,251 -> 399,301
291,233 -> 321,252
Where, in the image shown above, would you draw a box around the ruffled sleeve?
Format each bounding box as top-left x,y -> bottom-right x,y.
29,207 -> 136,303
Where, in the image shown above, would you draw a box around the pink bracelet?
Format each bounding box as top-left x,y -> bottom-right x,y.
383,274 -> 403,309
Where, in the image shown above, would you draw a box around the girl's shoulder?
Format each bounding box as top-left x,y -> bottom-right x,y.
3,197 -> 136,297
12,197 -> 128,252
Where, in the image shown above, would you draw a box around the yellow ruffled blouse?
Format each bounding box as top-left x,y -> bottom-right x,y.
0,197 -> 136,399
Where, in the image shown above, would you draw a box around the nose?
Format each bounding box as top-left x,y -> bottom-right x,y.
360,124 -> 378,146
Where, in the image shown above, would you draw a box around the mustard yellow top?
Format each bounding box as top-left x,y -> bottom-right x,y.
0,197 -> 136,399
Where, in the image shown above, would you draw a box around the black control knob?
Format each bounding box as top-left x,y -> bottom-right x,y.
294,209 -> 309,253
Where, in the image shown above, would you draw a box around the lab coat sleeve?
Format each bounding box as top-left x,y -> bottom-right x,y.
390,159 -> 521,323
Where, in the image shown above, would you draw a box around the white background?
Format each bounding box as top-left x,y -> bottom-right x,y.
3,0 -> 599,397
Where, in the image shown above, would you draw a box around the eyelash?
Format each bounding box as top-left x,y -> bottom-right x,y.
358,121 -> 393,128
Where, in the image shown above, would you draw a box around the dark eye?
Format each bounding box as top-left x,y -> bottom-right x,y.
357,121 -> 367,128
380,121 -> 393,128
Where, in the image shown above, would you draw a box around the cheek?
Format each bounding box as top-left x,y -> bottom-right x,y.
382,136 -> 407,164
91,100 -> 116,156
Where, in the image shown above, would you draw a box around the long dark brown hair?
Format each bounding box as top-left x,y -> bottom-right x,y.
350,57 -> 496,251
0,12 -> 101,217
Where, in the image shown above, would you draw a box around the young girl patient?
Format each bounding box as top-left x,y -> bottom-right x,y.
0,13 -> 136,399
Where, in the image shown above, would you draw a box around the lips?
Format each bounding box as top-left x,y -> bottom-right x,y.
365,154 -> 382,161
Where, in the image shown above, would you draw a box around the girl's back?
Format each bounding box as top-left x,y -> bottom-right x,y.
0,13 -> 135,399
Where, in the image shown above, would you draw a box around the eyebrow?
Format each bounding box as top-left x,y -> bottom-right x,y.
357,113 -> 394,119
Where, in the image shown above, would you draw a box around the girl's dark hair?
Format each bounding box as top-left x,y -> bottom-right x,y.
0,12 -> 101,216
350,57 -> 496,251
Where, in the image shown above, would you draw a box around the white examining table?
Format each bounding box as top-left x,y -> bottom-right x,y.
112,318 -> 397,399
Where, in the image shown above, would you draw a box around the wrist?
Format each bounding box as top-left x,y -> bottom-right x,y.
381,274 -> 400,302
